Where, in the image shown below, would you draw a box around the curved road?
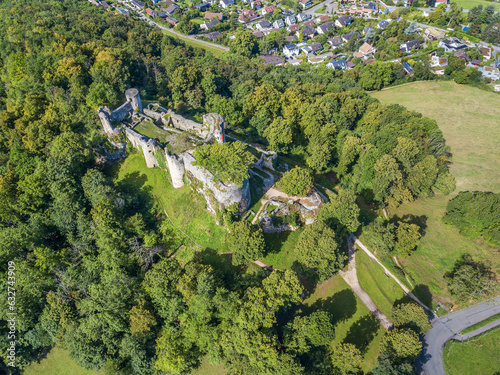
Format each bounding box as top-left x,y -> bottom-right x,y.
416,296 -> 500,375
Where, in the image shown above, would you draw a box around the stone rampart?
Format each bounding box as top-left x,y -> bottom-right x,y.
124,128 -> 158,168
165,151 -> 185,188
111,101 -> 133,122
98,106 -> 115,135
182,151 -> 250,210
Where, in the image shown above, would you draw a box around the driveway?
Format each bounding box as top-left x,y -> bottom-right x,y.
416,297 -> 500,375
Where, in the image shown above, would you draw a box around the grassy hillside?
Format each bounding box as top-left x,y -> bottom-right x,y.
24,347 -> 104,375
443,326 -> 500,375
451,0 -> 500,10
371,81 -> 500,304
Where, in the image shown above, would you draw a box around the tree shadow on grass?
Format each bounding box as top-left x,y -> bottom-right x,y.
195,248 -> 241,285
343,314 -> 380,354
391,214 -> 428,236
264,231 -> 292,255
302,289 -> 358,325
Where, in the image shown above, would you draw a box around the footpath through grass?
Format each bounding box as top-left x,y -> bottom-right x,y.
24,347 -> 104,375
443,326 -> 500,375
371,81 -> 500,304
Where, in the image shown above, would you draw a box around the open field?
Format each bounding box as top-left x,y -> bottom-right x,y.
451,0 -> 500,10
443,326 -> 500,375
261,229 -> 304,269
302,274 -> 385,372
191,356 -> 228,375
371,81 -> 500,304
24,347 -> 104,375
112,153 -> 227,251
162,29 -> 228,58
134,121 -> 170,142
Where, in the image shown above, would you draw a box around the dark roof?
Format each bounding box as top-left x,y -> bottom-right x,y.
401,62 -> 413,73
252,30 -> 265,37
337,15 -> 353,26
363,26 -> 375,33
258,20 -> 272,28
364,1 -> 378,9
100,1 -> 109,9
471,59 -> 481,65
165,4 -> 179,14
302,26 -> 316,36
260,55 -> 285,65
400,40 -> 420,53
327,36 -> 342,46
318,21 -> 335,33
343,30 -> 360,41
205,31 -> 222,40
305,42 -> 323,53
328,58 -> 347,70
378,20 -> 389,28
347,61 -> 355,68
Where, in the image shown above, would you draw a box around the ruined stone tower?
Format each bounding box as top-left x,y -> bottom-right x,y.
125,88 -> 142,112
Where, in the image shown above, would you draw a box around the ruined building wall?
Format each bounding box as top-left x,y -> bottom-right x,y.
182,152 -> 250,210
124,128 -> 158,168
111,101 -> 133,122
98,106 -> 115,135
125,88 -> 143,112
165,151 -> 185,188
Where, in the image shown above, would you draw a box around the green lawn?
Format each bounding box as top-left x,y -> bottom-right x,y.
24,347 -> 104,375
191,356 -> 228,375
302,275 -> 385,373
134,121 -> 170,143
261,229 -> 304,269
461,312 -> 500,334
371,81 -> 500,305
450,0 -> 500,10
112,153 -> 227,251
162,30 -> 228,58
443,326 -> 500,375
356,250 -> 411,319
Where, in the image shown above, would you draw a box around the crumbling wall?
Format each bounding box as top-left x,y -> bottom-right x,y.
182,151 -> 250,210
98,106 -> 115,135
125,88 -> 143,112
166,110 -> 208,138
202,113 -> 225,143
111,101 -> 133,122
124,128 -> 158,168
165,151 -> 185,188
143,108 -> 163,121
254,152 -> 278,170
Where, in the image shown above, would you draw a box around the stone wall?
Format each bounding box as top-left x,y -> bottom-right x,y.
111,101 -> 133,122
125,88 -> 143,112
143,108 -> 163,121
124,128 -> 159,168
165,151 -> 185,188
182,151 -> 250,211
98,106 -> 115,135
165,110 -> 225,144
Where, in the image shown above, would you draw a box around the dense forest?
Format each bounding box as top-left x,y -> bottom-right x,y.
0,0 -> 458,374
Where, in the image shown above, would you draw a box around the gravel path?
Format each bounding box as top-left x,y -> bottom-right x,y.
339,236 -> 394,331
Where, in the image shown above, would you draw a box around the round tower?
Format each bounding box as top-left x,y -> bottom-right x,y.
125,88 -> 143,113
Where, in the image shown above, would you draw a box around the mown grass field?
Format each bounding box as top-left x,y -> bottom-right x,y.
451,0 -> 500,10
443,326 -> 500,375
112,153 -> 227,251
134,121 -> 170,143
371,81 -> 500,305
24,347 -> 104,375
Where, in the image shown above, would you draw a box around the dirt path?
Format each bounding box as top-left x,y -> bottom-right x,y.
339,236 -> 394,331
251,199 -> 268,225
353,235 -> 435,317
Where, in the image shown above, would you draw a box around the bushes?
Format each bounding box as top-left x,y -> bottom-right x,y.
277,167 -> 312,197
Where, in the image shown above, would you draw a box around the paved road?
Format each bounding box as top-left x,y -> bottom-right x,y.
416,297 -> 500,375
303,0 -> 336,15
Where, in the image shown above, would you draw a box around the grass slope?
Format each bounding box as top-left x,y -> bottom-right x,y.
302,274 -> 385,373
24,347 -> 104,375
112,153 -> 226,251
443,326 -> 500,375
371,81 -> 500,304
451,0 -> 500,10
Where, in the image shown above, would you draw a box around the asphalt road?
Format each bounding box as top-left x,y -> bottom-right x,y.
416,296 -> 500,375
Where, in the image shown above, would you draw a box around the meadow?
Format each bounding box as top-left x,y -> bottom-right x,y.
371,81 -> 500,305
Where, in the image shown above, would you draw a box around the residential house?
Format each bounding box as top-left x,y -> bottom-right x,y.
400,40 -> 420,53
401,62 -> 413,74
353,51 -> 364,58
454,50 -> 469,62
365,58 -> 376,64
479,66 -> 499,80
481,47 -> 492,60
347,61 -> 355,69
260,55 -> 285,66
117,7 -> 129,16
377,20 -> 390,29
342,30 -> 360,43
316,15 -> 330,24
262,5 -> 275,15
494,84 -> 500,92
305,20 -> 315,27
492,57 -> 500,68
285,15 -> 297,26
238,9 -> 258,23
470,58 -> 481,66
220,0 -> 234,8
252,30 -> 265,37
302,42 -> 323,55
273,19 -> 285,28
335,15 -> 353,27
100,1 -> 110,10
363,26 -> 375,35
166,16 -> 179,26
327,36 -> 343,48
205,12 -> 223,20
251,0 -> 263,9
317,21 -> 335,34
285,35 -> 295,42
256,20 -> 272,31
359,42 -> 376,57
130,0 -> 145,10
297,13 -> 311,22
363,2 -> 378,11
205,31 -> 222,41
201,19 -> 220,30
298,27 -> 316,39
430,55 -> 448,75
327,58 -> 348,70
438,37 -> 467,52
288,59 -> 302,65
283,44 -> 300,58
299,0 -> 312,8
422,9 -> 432,17
164,3 -> 179,14
288,24 -> 299,32
193,2 -> 211,11
145,8 -> 156,16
